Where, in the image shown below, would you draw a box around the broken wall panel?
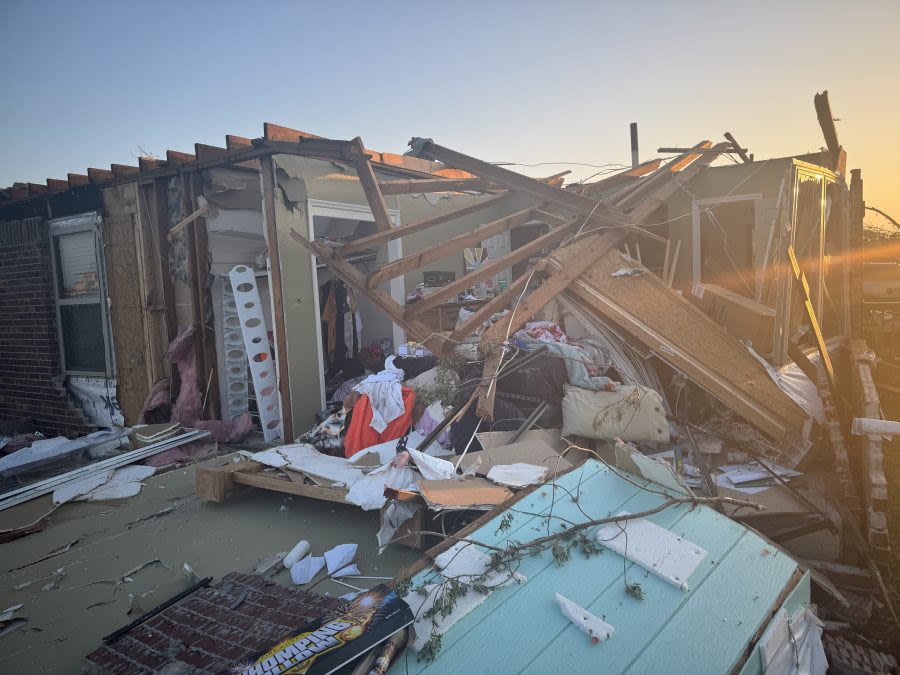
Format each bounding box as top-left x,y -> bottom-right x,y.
547,239 -> 809,442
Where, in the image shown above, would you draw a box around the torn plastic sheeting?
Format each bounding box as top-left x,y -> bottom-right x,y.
348,431 -> 452,468
324,543 -> 359,578
595,512 -> 707,591
345,462 -> 417,511
248,444 -> 363,487
747,344 -> 823,420
290,556 -> 325,585
555,593 -> 614,644
486,463 -> 549,488
377,501 -> 418,552
407,448 -> 455,481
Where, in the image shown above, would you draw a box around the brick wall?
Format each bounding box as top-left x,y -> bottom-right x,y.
0,218 -> 93,436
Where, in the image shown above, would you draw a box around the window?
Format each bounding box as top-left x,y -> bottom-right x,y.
49,213 -> 113,374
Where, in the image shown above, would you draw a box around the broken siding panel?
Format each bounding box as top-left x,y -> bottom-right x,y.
394,461 -> 804,674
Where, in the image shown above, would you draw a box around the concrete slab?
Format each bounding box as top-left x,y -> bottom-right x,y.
0,453 -> 419,673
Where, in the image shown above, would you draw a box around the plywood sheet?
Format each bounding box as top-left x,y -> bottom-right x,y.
418,478 -> 513,510
548,240 -> 807,440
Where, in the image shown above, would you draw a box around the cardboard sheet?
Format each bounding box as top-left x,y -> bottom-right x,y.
418,478 -> 513,511
458,438 -> 573,478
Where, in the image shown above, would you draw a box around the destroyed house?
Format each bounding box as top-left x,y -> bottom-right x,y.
0,91 -> 895,671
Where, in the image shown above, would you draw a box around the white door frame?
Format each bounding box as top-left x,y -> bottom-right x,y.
305,199 -> 404,408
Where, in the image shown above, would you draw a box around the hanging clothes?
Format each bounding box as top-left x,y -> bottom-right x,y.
343,386 -> 416,457
319,279 -> 361,377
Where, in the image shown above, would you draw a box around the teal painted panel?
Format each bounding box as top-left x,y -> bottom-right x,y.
388,460 -> 800,675
625,532 -> 799,675
522,504 -> 749,675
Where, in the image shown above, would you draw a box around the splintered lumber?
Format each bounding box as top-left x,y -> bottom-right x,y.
547,241 -> 807,440
352,142 -> 393,232
787,245 -> 836,397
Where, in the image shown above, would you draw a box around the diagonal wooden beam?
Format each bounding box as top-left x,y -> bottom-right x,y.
288,228 -> 440,351
787,245 -> 836,397
410,138 -> 608,217
443,268 -> 538,350
477,142 -> 729,351
350,138 -> 393,233
406,215 -> 581,319
335,192 -> 516,258
378,177 -> 499,196
366,206 -> 544,288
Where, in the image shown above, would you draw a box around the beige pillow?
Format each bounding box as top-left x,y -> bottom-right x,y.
561,384 -> 669,442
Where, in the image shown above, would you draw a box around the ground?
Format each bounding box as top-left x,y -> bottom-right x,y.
0,453 -> 420,673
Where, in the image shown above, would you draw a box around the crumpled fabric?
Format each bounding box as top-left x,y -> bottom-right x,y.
414,402 -> 452,447
345,461 -> 417,511
516,335 -> 618,392
514,320 -> 568,344
354,355 -> 406,433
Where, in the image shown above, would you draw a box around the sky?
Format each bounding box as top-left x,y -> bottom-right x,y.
2,0 -> 899,230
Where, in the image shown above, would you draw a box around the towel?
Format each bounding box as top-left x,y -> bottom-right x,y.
354,355 -> 406,433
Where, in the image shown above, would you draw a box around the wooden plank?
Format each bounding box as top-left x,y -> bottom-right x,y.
377,177 -> 498,196
787,245 -> 836,396
111,164 -> 140,178
153,178 -> 178,343
288,228 -> 440,351
336,192 -> 514,257
263,122 -> 321,142
406,215 -> 581,319
166,150 -> 196,165
366,206 -> 539,288
445,271 -> 535,347
814,91 -> 841,171
233,470 -> 349,504
260,157 -> 295,440
352,138 -> 394,234
194,143 -> 228,161
724,132 -> 752,163
87,168 -> 113,182
67,173 -> 90,186
46,178 -> 69,192
225,134 -> 252,150
138,158 -> 165,172
190,172 -> 220,418
478,231 -> 622,350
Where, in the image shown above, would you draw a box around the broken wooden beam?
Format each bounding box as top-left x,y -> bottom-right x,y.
377,177 -> 498,195
365,206 -> 549,288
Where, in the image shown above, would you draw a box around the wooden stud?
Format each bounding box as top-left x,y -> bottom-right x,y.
445,271 -> 534,347
152,178 -> 178,344
225,134 -> 252,150
194,143 -> 228,161
138,158 -> 165,172
351,138 -> 393,233
166,150 -> 196,165
263,122 -> 321,142
724,132 -> 751,163
377,177 -> 499,196
336,192 -> 514,258
787,245 -> 836,397
111,164 -> 140,178
166,203 -> 210,240
406,215 -> 582,318
260,157 -> 295,440
46,178 -> 69,193
366,206 -> 540,288
667,239 -> 681,287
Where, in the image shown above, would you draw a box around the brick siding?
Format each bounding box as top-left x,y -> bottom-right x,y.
0,218 -> 93,436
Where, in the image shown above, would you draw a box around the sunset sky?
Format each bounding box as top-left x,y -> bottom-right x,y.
2,1 -> 898,230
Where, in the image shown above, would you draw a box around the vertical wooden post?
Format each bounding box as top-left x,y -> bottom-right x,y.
259,156 -> 294,440
153,178 -> 178,344
189,172 -> 220,419
849,169 -> 865,339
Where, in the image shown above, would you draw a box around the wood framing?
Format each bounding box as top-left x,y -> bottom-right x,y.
260,157 -> 295,440
196,460 -> 349,504
365,206 -> 549,288
377,177 -> 498,195
787,245 -> 836,397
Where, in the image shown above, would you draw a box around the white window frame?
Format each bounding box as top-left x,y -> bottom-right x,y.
48,212 -> 116,377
